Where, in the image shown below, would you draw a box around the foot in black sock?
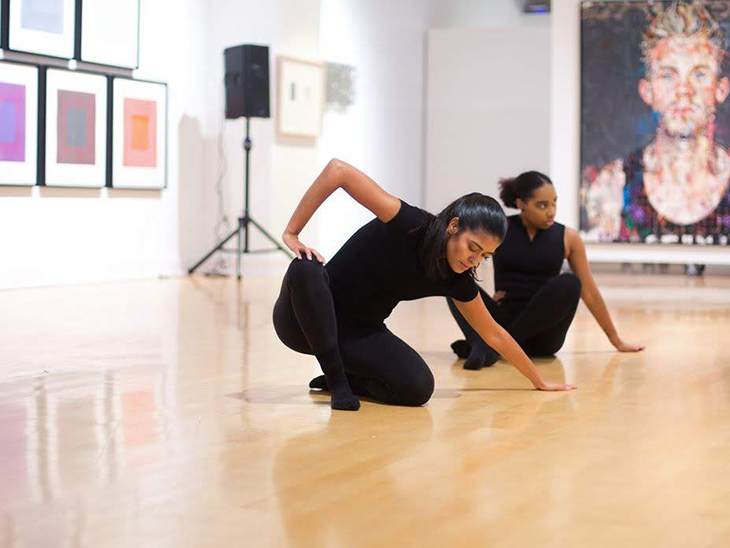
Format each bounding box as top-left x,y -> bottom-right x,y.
451,339 -> 471,360
309,375 -> 328,390
463,346 -> 500,370
310,374 -> 372,399
308,374 -> 359,409
329,378 -> 360,411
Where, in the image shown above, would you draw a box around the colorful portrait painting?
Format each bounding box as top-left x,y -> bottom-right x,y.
581,1 -> 730,245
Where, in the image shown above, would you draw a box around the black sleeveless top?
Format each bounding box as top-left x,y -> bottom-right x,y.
492,214 -> 565,313
325,201 -> 479,330
621,148 -> 730,243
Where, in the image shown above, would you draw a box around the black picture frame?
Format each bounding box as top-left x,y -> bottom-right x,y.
0,58 -> 40,186
75,0 -> 140,70
108,75 -> 168,190
4,0 -> 76,60
39,64 -> 109,188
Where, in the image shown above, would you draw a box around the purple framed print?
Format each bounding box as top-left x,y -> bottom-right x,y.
8,0 -> 75,58
79,0 -> 140,69
111,77 -> 168,190
43,67 -> 107,187
0,61 -> 38,186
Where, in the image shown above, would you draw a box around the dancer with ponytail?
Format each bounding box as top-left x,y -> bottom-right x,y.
273,160 -> 576,411
448,171 -> 645,371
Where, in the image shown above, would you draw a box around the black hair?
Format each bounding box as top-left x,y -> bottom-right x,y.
412,192 -> 507,280
498,171 -> 553,209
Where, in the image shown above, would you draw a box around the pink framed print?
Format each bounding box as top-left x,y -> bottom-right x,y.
111,77 -> 167,190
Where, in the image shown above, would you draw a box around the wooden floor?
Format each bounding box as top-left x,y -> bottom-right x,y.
1,272 -> 730,547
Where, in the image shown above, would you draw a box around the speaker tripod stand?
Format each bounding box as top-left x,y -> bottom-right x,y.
188,117 -> 293,279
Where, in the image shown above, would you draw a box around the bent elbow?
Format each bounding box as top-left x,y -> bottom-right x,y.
327,158 -> 345,172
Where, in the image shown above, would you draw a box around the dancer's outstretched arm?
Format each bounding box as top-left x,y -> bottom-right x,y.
454,293 -> 577,391
283,159 -> 400,262
565,228 -> 645,353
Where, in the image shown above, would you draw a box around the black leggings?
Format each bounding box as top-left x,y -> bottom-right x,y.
448,273 -> 582,357
273,259 -> 434,406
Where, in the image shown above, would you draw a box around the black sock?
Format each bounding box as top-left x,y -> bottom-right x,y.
328,376 -> 360,411
309,375 -> 328,390
309,374 -> 372,400
463,346 -> 500,370
451,339 -> 471,359
315,348 -> 360,411
311,370 -> 360,410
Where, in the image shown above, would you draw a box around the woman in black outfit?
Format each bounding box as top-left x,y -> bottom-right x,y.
273,159 -> 576,411
448,171 -> 645,371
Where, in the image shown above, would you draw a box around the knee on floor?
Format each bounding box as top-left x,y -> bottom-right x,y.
396,370 -> 435,407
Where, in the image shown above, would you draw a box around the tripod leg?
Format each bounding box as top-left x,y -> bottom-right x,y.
236,218 -> 243,280
188,227 -> 241,274
247,216 -> 295,258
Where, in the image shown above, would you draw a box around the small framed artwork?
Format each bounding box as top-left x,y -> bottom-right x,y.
276,56 -> 325,138
8,0 -> 76,59
110,77 -> 168,190
79,0 -> 140,69
42,67 -> 107,187
0,61 -> 39,186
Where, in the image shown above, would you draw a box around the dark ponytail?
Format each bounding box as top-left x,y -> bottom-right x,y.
499,171 -> 553,208
412,193 -> 507,280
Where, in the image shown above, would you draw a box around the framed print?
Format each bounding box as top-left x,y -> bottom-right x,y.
580,1 -> 730,246
8,0 -> 75,58
276,56 -> 325,138
43,67 -> 107,187
79,0 -> 140,69
0,61 -> 39,186
111,77 -> 167,190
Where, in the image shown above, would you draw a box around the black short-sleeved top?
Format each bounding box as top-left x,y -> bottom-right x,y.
493,214 -> 565,313
325,200 -> 479,330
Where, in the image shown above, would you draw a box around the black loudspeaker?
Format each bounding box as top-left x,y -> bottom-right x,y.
224,44 -> 271,119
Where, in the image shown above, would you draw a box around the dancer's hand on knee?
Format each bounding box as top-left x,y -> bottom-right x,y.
283,232 -> 325,263
534,381 -> 577,391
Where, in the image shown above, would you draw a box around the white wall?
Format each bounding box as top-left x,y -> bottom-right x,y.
316,0 -> 431,259
425,27 -> 551,213
0,0 -> 326,288
551,0 -> 730,265
427,0 -> 549,29
0,0 -> 209,289
315,0 -> 550,260
188,0 -> 323,277
0,0 -> 562,289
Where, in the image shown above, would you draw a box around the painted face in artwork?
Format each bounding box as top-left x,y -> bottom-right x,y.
639,36 -> 730,137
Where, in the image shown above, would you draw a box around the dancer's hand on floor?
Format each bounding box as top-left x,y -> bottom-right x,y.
610,336 -> 645,353
535,381 -> 577,391
283,232 -> 325,263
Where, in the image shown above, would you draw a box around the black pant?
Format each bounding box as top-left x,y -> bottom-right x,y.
447,273 -> 582,357
273,259 -> 434,406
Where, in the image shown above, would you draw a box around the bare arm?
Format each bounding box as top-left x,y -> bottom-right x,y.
565,228 -> 645,352
283,159 -> 401,262
454,294 -> 576,391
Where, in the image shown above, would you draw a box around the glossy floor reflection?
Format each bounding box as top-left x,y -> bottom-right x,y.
1,274 -> 729,547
